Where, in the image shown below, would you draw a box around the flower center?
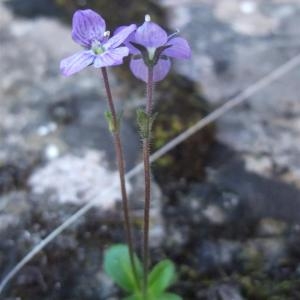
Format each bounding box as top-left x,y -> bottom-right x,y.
147,47 -> 156,61
91,40 -> 105,55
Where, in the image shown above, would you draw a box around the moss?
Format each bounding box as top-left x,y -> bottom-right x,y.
152,74 -> 215,185
238,273 -> 300,299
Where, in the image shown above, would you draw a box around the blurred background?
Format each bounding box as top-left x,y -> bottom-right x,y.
1,0 -> 300,299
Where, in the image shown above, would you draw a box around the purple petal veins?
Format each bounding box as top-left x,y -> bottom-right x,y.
152,58 -> 172,81
104,24 -> 137,50
127,14 -> 191,82
72,9 -> 106,48
129,58 -> 148,82
135,15 -> 168,48
60,51 -> 95,76
115,26 -> 139,55
164,37 -> 191,59
130,57 -> 171,82
94,47 -> 129,68
60,9 -> 135,76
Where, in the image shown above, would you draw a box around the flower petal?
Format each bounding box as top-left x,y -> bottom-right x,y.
104,24 -> 136,49
135,21 -> 168,48
72,9 -> 106,48
93,47 -> 129,68
164,37 -> 191,59
130,57 -> 171,82
152,57 -> 171,82
130,58 -> 148,82
60,51 -> 95,76
114,26 -> 139,54
162,37 -> 191,59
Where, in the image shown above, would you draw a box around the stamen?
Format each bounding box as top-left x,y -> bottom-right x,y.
145,14 -> 151,22
104,31 -> 110,37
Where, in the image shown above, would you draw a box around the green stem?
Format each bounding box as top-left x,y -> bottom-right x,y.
100,67 -> 139,289
142,67 -> 154,300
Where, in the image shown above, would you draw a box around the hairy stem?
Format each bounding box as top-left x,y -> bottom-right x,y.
142,67 -> 154,300
101,67 -> 139,288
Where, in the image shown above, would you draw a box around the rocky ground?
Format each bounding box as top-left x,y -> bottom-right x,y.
1,0 -> 300,299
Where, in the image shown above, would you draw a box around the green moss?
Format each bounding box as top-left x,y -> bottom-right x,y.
238,273 -> 299,299
151,74 -> 215,185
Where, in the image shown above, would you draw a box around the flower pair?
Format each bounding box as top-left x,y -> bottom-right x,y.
60,9 -> 191,82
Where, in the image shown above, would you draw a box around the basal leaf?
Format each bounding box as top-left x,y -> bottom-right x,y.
148,260 -> 177,295
123,291 -> 182,300
159,293 -> 182,300
123,295 -> 142,300
104,244 -> 143,292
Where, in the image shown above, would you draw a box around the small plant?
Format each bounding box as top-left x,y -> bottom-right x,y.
60,9 -> 191,300
104,244 -> 180,300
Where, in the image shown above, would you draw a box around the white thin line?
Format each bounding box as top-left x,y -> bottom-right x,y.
1,52 -> 300,295
151,53 -> 300,162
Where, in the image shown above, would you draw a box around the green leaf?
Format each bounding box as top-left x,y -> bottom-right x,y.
158,293 -> 182,300
103,244 -> 143,292
136,109 -> 150,139
148,260 -> 177,295
123,292 -> 182,300
123,295 -> 142,300
104,111 -> 123,132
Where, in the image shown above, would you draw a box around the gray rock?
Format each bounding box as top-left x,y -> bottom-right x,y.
0,191 -> 29,232
256,217 -> 288,237
196,240 -> 241,275
28,150 -> 131,207
208,283 -> 245,300
165,0 -> 300,191
210,153 -> 300,224
240,237 -> 287,269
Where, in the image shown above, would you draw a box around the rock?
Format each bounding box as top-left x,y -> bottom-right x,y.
96,273 -> 118,300
5,0 -> 60,17
36,122 -> 58,137
165,0 -> 300,187
48,98 -> 78,124
28,150 -> 131,207
129,174 -> 165,248
164,221 -> 191,257
287,233 -> 300,259
196,240 -> 241,275
208,283 -> 244,300
240,238 -> 287,271
202,204 -> 227,225
43,144 -> 60,160
256,218 -> 288,237
209,149 -> 300,224
176,182 -> 244,229
0,152 -> 40,194
214,0 -> 279,36
0,164 -> 22,194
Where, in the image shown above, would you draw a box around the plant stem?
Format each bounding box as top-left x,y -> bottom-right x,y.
100,67 -> 139,288
142,67 -> 154,300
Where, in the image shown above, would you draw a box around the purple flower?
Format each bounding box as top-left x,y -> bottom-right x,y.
125,15 -> 191,82
60,9 -> 136,76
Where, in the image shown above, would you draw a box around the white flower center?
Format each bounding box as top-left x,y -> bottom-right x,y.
91,40 -> 105,55
147,47 -> 156,60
